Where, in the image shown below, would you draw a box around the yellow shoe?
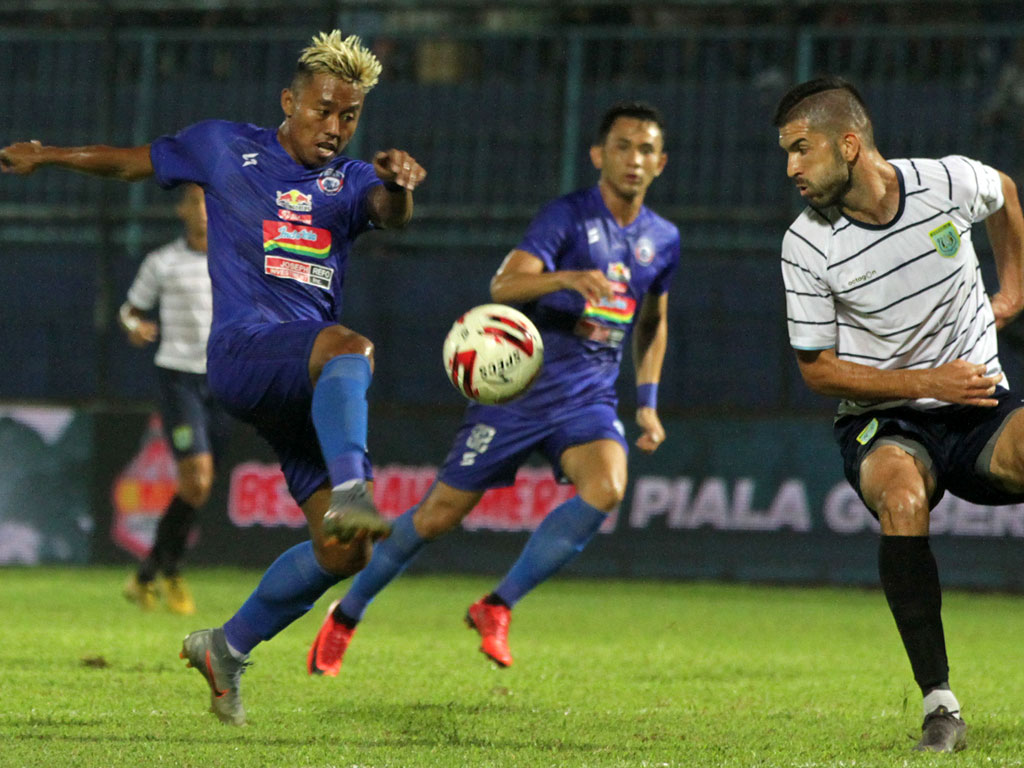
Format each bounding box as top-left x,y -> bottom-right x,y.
123,574 -> 159,611
160,575 -> 196,615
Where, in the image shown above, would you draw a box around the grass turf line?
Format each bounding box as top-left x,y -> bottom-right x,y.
1,567 -> 1023,767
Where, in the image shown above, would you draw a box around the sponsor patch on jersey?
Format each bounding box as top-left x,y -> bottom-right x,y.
277,209 -> 312,225
580,280 -> 636,342
928,221 -> 960,258
264,255 -> 333,290
856,418 -> 879,445
317,167 -> 345,196
634,236 -> 656,266
262,220 -> 331,259
606,261 -> 631,282
276,189 -> 312,212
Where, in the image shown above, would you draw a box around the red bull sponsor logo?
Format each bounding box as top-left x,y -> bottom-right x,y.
277,208 -> 312,225
265,255 -> 334,290
275,189 -> 313,212
606,261 -> 631,282
262,220 -> 331,259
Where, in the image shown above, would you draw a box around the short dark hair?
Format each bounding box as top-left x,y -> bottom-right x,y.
595,101 -> 666,146
772,76 -> 875,147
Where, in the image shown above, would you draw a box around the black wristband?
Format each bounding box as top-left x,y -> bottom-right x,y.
382,180 -> 404,193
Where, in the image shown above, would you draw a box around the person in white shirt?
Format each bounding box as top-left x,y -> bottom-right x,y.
120,183 -> 231,614
777,76 -> 1024,754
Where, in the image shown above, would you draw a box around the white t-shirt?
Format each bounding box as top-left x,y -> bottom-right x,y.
126,237 -> 212,374
781,155 -> 1006,415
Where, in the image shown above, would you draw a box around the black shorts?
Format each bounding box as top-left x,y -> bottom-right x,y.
835,388 -> 1024,511
156,367 -> 233,462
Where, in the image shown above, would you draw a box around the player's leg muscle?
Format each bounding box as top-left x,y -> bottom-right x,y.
984,408 -> 1024,493
860,444 -> 934,535
413,482 -> 484,539
302,483 -> 372,575
308,324 -> 375,384
560,439 -> 627,513
176,452 -> 215,508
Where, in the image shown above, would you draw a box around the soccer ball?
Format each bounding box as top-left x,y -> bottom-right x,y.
442,304 -> 544,405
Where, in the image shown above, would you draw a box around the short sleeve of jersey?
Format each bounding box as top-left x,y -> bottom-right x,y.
515,198 -> 576,269
781,222 -> 835,350
341,159 -> 383,237
942,155 -> 1004,223
126,250 -> 162,311
648,229 -> 680,296
150,120 -> 236,189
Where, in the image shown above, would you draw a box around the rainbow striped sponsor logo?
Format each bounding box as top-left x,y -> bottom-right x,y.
583,281 -> 635,324
262,220 -> 331,259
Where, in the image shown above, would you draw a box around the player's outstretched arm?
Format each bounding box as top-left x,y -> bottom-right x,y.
366,148 -> 425,229
796,347 -> 1003,407
986,170 -> 1024,329
490,249 -> 614,304
0,141 -> 153,181
633,292 -> 668,453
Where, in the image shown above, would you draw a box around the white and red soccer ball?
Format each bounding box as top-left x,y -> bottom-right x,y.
442,304 -> 544,405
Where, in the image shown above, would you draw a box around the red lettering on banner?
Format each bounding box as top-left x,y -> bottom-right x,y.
225,462 -> 615,532
228,462 -> 305,528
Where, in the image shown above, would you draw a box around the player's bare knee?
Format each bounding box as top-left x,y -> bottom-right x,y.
579,482 -> 625,514
875,485 -> 930,535
178,473 -> 213,508
313,537 -> 370,577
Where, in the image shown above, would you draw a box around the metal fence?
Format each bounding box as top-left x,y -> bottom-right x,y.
1,22 -> 1022,405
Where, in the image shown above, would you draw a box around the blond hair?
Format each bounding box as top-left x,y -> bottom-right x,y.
295,31 -> 382,92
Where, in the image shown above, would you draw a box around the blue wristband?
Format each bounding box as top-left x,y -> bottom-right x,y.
637,383 -> 658,410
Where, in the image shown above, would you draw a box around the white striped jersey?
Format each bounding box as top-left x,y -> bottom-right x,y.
126,237 -> 212,374
781,155 -> 1005,415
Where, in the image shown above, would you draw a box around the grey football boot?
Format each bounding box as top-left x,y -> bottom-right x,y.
180,627 -> 249,726
913,705 -> 967,752
322,480 -> 391,543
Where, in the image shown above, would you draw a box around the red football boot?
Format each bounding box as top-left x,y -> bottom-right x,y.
465,596 -> 513,667
307,599 -> 356,677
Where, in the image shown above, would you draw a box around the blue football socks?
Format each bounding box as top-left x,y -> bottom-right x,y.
312,353 -> 372,486
494,495 -> 606,607
339,507 -> 426,622
223,541 -> 340,655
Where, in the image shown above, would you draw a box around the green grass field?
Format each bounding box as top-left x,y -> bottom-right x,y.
2,568 -> 1023,767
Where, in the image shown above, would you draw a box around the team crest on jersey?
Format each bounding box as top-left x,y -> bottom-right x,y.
928,221 -> 960,258
276,189 -> 312,212
634,237 -> 655,266
606,262 -> 631,282
317,167 -> 345,196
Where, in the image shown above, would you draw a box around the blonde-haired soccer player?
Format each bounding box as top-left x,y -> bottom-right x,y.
2,30 -> 426,725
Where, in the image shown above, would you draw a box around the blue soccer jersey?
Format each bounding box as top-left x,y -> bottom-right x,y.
474,185 -> 680,420
149,120 -> 382,341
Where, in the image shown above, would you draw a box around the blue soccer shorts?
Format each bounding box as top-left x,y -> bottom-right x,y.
156,366 -> 232,462
438,401 -> 627,491
207,320 -> 372,506
835,388 -> 1024,510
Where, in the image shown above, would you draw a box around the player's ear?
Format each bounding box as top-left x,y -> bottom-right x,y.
281,88 -> 294,119
840,132 -> 860,163
589,144 -> 603,171
654,151 -> 667,177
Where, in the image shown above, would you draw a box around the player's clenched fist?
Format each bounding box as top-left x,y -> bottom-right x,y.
0,140 -> 44,175
561,269 -> 615,304
373,149 -> 426,191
